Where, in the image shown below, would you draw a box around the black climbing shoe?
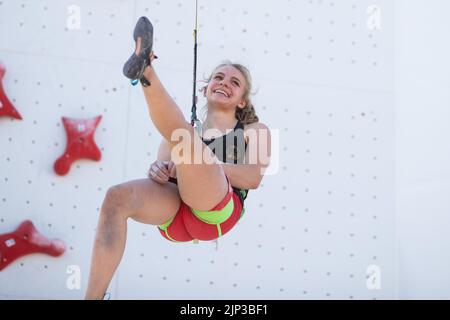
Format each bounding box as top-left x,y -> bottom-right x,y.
123,16 -> 153,86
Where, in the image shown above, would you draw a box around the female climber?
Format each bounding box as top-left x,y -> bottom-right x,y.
85,16 -> 271,299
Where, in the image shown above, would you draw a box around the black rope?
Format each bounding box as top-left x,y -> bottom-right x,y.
191,0 -> 200,129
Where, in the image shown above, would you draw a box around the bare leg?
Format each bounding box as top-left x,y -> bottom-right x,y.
85,189 -> 127,300
85,179 -> 181,300
141,66 -> 228,211
141,66 -> 192,142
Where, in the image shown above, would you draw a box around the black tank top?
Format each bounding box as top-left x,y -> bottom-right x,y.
201,120 -> 249,204
168,120 -> 249,205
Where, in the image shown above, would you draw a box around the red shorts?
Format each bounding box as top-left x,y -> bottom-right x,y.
157,177 -> 245,242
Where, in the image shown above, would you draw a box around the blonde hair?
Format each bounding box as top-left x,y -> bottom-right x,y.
200,61 -> 259,125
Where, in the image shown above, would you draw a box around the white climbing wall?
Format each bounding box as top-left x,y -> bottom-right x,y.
396,0 -> 450,299
0,0 -> 397,299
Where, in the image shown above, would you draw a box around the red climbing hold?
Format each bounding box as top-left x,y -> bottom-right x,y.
54,115 -> 102,175
0,63 -> 22,120
0,220 -> 65,271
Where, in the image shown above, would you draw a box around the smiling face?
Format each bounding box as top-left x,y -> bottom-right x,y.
205,65 -> 247,111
